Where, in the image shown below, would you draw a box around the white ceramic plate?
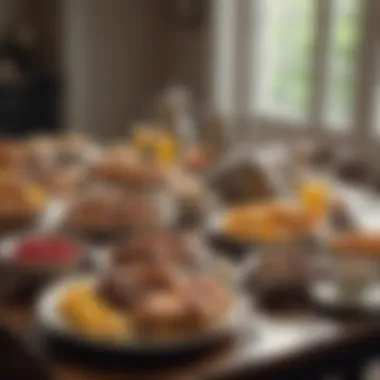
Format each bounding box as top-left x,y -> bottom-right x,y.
36,275 -> 250,354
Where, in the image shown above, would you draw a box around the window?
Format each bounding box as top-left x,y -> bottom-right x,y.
257,0 -> 316,119
213,0 -> 378,143
210,0 -> 237,115
325,0 -> 362,128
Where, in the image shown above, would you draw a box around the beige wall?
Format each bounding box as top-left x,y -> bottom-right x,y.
64,0 -> 170,138
0,0 -> 210,136
62,0 -> 209,138
166,26 -> 210,103
64,0 -> 211,137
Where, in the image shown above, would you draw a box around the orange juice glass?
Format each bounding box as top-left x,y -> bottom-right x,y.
155,132 -> 178,168
300,181 -> 330,225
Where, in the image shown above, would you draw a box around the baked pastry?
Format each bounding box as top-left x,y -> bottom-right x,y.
111,232 -> 196,268
90,155 -> 164,188
26,136 -> 56,156
97,263 -> 185,310
329,233 -> 380,257
0,139 -> 26,175
224,202 -> 314,243
67,190 -> 159,239
42,164 -> 86,197
0,177 -> 46,229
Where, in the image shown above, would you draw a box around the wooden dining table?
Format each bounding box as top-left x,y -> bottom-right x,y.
3,145 -> 380,379
3,297 -> 380,380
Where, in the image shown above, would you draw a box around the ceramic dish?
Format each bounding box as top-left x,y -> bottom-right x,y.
90,233 -> 211,270
89,233 -> 244,291
36,275 -> 250,355
0,234 -> 84,275
0,234 -> 84,300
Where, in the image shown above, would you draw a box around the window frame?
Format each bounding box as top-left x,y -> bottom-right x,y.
211,0 -> 380,164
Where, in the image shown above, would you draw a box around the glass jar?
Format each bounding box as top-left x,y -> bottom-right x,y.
155,131 -> 178,168
254,236 -> 316,298
313,247 -> 379,303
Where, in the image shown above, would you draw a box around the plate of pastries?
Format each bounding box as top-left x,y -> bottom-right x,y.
0,118 -> 254,357
64,187 -> 174,242
209,179 -> 331,243
36,230 -> 246,353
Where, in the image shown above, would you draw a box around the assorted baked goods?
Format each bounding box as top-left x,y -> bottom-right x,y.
58,270 -> 232,342
0,139 -> 27,175
66,189 -> 160,239
90,152 -> 164,188
329,232 -> 380,256
0,177 -> 46,229
0,123 -> 377,354
221,179 -> 330,244
41,164 -> 86,197
223,202 -> 315,243
110,232 -> 198,269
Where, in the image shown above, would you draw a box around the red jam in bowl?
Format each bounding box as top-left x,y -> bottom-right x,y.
14,236 -> 80,265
